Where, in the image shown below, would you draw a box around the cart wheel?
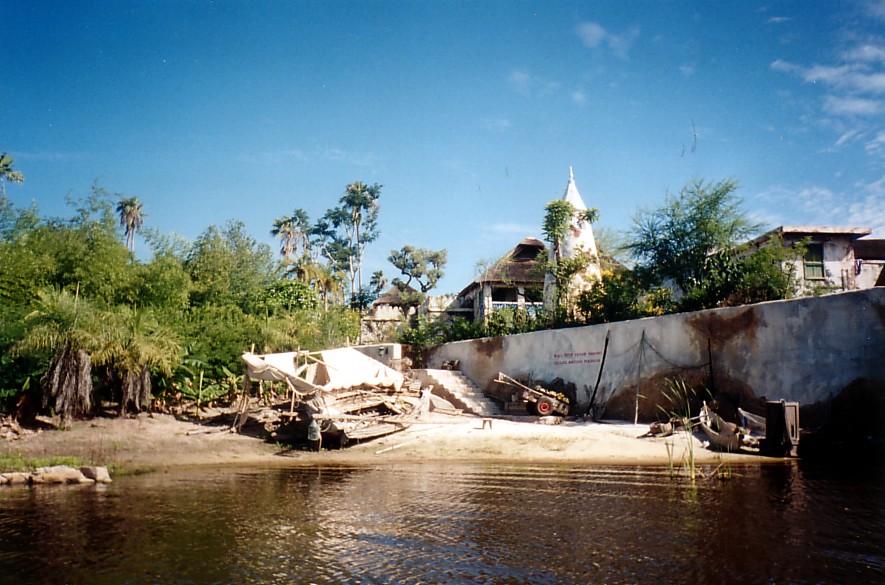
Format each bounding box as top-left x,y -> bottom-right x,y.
536,398 -> 554,416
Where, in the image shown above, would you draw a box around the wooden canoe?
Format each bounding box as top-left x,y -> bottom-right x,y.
698,402 -> 742,451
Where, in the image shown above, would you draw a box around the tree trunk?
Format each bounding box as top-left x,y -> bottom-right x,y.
120,367 -> 152,415
42,343 -> 93,421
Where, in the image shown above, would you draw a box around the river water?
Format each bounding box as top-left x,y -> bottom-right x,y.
0,461 -> 882,584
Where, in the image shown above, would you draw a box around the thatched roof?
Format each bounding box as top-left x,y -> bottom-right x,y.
457,237 -> 546,298
374,284 -> 419,306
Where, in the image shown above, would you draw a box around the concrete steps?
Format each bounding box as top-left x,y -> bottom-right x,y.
413,369 -> 500,416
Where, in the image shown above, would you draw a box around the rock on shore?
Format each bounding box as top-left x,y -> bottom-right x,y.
0,465 -> 112,487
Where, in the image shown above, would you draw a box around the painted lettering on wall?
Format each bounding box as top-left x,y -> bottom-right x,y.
552,351 -> 602,366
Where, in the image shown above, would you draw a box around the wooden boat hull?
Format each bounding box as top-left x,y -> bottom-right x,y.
699,403 -> 743,452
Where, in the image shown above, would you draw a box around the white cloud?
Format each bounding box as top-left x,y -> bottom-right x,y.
322,148 -> 376,166
823,95 -> 882,115
753,183 -> 885,235
861,173 -> 885,199
576,22 -> 607,48
770,59 -> 797,73
241,149 -> 308,164
845,190 -> 885,235
866,0 -> 885,21
679,64 -> 696,77
767,16 -> 791,24
841,44 -> 885,64
575,21 -> 640,60
507,69 -> 560,97
774,60 -> 885,94
772,37 -> 885,125
834,129 -> 862,147
480,117 -> 511,132
864,131 -> 885,156
571,90 -> 587,105
819,65 -> 885,94
508,69 -> 531,94
819,130 -> 864,153
608,27 -> 641,60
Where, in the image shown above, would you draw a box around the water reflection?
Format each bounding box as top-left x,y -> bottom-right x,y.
0,463 -> 882,584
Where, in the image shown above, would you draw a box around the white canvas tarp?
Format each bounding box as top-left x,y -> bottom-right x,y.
242,352 -> 300,381
242,347 -> 403,392
313,347 -> 404,391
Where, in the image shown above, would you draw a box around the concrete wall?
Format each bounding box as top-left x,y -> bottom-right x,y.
354,343 -> 404,368
427,288 -> 885,423
857,260 -> 885,289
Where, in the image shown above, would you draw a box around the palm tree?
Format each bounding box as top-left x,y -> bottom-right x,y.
271,209 -> 311,276
92,305 -> 180,415
14,288 -> 99,422
312,264 -> 345,308
0,152 -> 24,197
116,196 -> 145,253
271,216 -> 296,261
294,259 -> 324,287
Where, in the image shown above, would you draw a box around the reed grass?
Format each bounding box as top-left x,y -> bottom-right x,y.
658,378 -> 703,482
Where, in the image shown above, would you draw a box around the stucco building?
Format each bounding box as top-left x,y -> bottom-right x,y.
748,226 -> 885,294
453,237 -> 546,322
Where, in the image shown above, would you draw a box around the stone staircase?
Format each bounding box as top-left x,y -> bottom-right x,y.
413,369 -> 501,416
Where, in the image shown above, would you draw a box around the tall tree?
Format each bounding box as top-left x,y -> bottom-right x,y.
388,246 -> 447,293
0,194 -> 39,243
185,220 -> 275,309
65,187 -> 135,306
311,263 -> 345,308
321,182 -> 381,301
116,196 -> 145,253
270,216 -> 296,261
271,208 -> 312,279
0,153 -> 24,197
627,178 -> 758,295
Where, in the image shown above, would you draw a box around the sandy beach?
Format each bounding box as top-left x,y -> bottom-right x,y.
2,410 -> 773,474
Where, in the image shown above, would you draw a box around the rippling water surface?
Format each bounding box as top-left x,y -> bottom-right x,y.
1,462 -> 882,584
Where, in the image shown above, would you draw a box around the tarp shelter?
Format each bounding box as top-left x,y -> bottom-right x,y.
310,347 -> 404,391
242,347 -> 404,392
242,351 -> 301,381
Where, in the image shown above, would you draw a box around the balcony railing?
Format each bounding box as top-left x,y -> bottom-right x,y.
485,301 -> 544,318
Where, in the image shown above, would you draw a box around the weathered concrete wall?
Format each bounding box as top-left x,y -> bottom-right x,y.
427,288 -> 885,423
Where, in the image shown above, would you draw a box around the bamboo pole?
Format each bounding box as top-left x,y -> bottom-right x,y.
635,330 -> 645,425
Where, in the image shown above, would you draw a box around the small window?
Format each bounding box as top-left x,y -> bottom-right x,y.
804,243 -> 825,280
492,288 -> 518,302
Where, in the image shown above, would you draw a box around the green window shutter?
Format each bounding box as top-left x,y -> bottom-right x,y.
804,244 -> 825,279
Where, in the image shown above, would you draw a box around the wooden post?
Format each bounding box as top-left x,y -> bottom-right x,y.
707,336 -> 715,396
586,330 -> 610,419
634,330 -> 645,425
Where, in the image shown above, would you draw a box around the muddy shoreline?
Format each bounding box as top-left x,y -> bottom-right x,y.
2,411 -> 777,475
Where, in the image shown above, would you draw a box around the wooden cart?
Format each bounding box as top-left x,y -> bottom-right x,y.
494,373 -> 570,416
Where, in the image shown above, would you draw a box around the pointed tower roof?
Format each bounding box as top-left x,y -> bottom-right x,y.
558,167 -> 599,260
562,166 -> 589,212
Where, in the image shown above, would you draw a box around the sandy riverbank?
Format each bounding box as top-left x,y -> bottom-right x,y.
2,411 -> 773,473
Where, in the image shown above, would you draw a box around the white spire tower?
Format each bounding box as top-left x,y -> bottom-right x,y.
544,168 -> 602,310
560,166 -> 601,276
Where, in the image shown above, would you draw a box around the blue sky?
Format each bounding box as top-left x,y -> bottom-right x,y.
4,1 -> 885,294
